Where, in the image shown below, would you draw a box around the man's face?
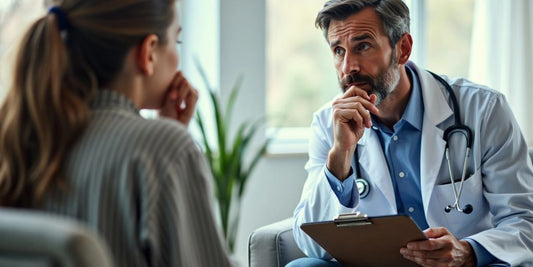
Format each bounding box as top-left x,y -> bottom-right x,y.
327,7 -> 400,105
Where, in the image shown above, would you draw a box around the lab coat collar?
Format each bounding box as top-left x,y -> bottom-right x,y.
407,62 -> 453,126
408,62 -> 453,218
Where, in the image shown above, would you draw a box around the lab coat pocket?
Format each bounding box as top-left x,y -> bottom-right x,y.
431,169 -> 490,238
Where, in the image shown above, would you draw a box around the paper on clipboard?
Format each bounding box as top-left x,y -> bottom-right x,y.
300,213 -> 427,267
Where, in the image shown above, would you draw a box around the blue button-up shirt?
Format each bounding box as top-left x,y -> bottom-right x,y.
370,66 -> 428,230
325,66 -> 497,266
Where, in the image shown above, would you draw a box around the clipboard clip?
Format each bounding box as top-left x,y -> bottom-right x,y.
334,212 -> 372,227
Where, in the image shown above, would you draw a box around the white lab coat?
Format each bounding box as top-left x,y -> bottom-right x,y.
293,61 -> 533,265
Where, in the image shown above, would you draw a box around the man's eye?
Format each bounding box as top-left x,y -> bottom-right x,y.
357,43 -> 371,51
334,47 -> 344,55
176,40 -> 182,44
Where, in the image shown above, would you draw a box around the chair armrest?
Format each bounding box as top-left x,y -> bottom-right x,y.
248,217 -> 306,267
0,208 -> 114,267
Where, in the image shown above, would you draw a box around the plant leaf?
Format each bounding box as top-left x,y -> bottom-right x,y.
224,75 -> 243,130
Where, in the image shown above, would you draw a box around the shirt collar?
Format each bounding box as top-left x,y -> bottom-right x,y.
89,89 -> 139,114
402,65 -> 424,131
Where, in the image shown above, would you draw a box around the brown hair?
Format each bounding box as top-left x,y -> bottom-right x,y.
0,0 -> 175,207
315,0 -> 410,47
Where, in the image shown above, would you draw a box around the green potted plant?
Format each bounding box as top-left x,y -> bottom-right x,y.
195,64 -> 271,252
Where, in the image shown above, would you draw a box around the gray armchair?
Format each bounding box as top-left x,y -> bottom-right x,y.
0,208 -> 114,267
249,148 -> 533,267
248,218 -> 305,267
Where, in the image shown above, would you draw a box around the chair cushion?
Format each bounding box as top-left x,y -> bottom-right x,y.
249,218 -> 306,267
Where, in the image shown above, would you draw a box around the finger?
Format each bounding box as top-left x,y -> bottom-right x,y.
175,75 -> 191,104
159,72 -> 183,119
177,88 -> 199,125
334,95 -> 379,115
407,237 -> 449,253
369,94 -> 377,105
169,71 -> 185,100
333,107 -> 366,130
334,101 -> 372,128
423,227 -> 450,238
342,85 -> 370,100
403,254 -> 443,267
353,102 -> 372,128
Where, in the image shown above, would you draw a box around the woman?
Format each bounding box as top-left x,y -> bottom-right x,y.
0,0 -> 232,266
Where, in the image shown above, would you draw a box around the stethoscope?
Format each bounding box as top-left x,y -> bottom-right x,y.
354,70 -> 473,214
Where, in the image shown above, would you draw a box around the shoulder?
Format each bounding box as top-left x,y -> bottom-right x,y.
84,112 -> 199,160
445,77 -> 506,112
128,117 -> 198,155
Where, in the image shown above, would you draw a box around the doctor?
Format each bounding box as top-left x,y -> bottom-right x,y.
289,0 -> 533,266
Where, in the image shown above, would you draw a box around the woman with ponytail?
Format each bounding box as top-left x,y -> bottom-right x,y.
0,0 -> 232,266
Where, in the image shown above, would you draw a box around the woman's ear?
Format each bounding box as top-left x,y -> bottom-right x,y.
396,33 -> 413,65
136,34 -> 159,76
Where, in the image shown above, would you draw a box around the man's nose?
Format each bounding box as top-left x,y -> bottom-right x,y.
342,51 -> 360,75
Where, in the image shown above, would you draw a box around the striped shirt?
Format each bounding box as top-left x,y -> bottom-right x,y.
41,90 -> 232,267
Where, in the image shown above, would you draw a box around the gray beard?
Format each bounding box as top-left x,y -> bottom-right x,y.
371,63 -> 400,106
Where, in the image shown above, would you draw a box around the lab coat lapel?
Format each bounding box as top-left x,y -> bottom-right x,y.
411,63 -> 454,216
358,129 -> 397,211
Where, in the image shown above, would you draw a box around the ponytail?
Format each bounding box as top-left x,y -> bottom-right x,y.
0,0 -> 175,207
0,13 -> 91,207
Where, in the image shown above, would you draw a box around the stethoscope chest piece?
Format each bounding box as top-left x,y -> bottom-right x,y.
356,178 -> 370,199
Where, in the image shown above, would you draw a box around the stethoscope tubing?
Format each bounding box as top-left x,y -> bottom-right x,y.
353,70 -> 474,214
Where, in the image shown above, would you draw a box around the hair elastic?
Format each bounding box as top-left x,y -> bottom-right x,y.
48,6 -> 70,31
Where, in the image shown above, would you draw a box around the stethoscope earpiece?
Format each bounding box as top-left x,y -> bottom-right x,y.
444,204 -> 472,214
444,205 -> 453,213
462,204 -> 473,214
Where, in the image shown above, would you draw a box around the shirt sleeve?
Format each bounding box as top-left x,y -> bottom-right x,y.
324,167 -> 355,207
464,238 -> 501,267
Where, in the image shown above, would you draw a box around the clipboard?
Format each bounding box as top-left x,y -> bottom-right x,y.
300,213 -> 427,267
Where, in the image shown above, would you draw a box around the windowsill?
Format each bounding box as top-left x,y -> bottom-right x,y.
266,127 -> 309,156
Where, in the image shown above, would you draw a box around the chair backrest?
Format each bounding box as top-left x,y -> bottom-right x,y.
0,208 -> 114,267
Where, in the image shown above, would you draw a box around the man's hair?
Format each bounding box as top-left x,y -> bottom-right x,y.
315,0 -> 410,47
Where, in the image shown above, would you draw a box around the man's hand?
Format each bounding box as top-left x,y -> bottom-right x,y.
158,71 -> 198,127
401,227 -> 476,267
327,86 -> 379,180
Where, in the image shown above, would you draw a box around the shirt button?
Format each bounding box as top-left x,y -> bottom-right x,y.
336,185 -> 342,192
393,135 -> 398,141
399,172 -> 405,178
408,207 -> 415,213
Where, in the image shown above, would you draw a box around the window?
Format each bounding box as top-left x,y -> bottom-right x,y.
0,0 -> 45,98
266,0 -> 339,129
266,0 -> 475,153
423,0 -> 475,77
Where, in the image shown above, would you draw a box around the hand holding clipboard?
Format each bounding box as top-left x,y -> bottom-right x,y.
301,213 -> 427,267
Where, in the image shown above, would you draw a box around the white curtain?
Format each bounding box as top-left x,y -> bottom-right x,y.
469,0 -> 533,145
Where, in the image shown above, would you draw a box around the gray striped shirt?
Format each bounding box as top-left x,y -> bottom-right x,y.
41,90 -> 232,267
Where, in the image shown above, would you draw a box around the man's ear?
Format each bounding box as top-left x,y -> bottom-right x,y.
396,33 -> 413,65
136,34 -> 159,76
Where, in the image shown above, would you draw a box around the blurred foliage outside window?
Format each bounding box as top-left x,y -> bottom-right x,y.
266,0 -> 475,129
425,0 -> 475,78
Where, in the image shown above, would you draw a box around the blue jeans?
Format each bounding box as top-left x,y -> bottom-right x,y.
285,258 -> 343,267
